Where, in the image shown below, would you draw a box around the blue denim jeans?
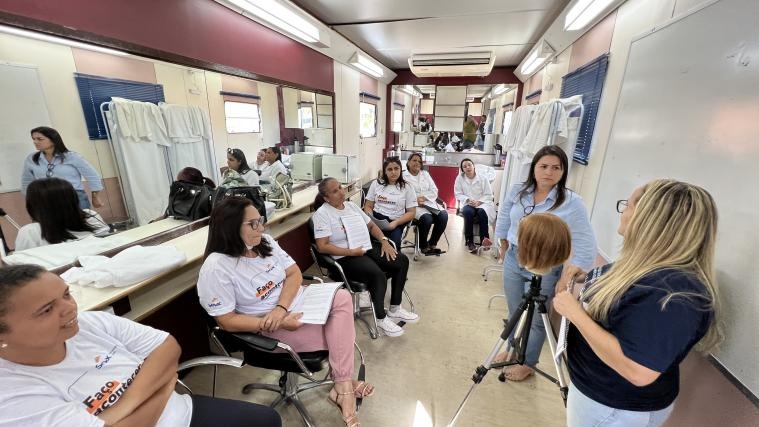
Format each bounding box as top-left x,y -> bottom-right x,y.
502,244 -> 562,366
372,211 -> 406,250
567,383 -> 674,427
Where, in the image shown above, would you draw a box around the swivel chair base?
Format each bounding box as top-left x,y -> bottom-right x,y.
243,371 -> 333,427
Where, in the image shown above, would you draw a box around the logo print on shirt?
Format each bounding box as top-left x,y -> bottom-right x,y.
95,345 -> 118,369
82,364 -> 142,415
208,297 -> 223,308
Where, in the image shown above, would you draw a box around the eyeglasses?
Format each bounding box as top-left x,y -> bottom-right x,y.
242,218 -> 264,230
616,200 -> 628,213
45,163 -> 55,178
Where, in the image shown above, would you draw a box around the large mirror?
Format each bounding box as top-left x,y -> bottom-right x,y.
0,26 -> 334,269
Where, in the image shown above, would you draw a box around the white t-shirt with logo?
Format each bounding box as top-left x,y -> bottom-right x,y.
365,181 -> 417,219
0,311 -> 192,427
198,234 -> 302,317
312,201 -> 371,260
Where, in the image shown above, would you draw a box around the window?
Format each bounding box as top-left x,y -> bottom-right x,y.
560,53 -> 610,164
502,110 -> 513,135
392,109 -> 403,132
224,101 -> 260,133
359,102 -> 377,138
298,106 -> 314,129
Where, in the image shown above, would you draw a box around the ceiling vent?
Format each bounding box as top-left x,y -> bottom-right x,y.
408,51 -> 495,77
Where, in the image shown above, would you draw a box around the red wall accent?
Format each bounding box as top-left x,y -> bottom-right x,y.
0,0 -> 334,92
428,165 -> 462,210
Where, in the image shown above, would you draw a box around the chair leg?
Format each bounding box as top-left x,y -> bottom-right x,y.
482,264 -> 503,281
369,302 -> 381,339
403,289 -> 415,313
354,292 -> 378,339
488,294 -> 506,308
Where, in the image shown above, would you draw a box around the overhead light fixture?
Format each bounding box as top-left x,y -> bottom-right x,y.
564,0 -> 616,31
227,0 -> 319,43
520,40 -> 554,75
401,85 -> 421,97
0,25 -> 127,56
349,52 -> 384,78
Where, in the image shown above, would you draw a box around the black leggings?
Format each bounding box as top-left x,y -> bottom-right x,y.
337,242 -> 410,319
189,395 -> 281,427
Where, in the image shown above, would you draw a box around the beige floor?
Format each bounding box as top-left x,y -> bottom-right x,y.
182,215 -> 567,426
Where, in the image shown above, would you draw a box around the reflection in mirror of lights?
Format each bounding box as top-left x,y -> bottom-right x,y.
413,400 -> 433,427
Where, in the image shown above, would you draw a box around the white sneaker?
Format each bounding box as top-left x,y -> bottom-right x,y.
358,291 -> 372,308
387,307 -> 420,324
377,317 -> 404,337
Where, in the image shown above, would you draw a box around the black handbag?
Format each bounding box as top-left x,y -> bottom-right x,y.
212,186 -> 268,223
167,181 -> 213,221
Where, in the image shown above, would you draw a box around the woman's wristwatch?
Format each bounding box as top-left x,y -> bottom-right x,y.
381,237 -> 390,243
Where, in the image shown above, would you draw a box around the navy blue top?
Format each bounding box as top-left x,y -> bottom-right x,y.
568,264 -> 714,411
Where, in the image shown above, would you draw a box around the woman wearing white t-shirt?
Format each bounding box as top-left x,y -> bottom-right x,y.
0,264 -> 281,427
197,197 -> 373,427
259,146 -> 288,182
363,157 -> 417,250
226,148 -> 260,186
403,153 -> 448,255
454,158 -> 496,253
15,178 -> 110,251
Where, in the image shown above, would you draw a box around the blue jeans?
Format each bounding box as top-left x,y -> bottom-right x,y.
502,244 -> 562,366
567,383 -> 673,427
417,209 -> 448,248
461,205 -> 488,244
76,190 -> 91,210
372,211 -> 406,250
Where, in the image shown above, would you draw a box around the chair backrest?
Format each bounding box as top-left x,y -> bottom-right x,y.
307,217 -> 344,281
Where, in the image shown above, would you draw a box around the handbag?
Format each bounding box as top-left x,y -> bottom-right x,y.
167,181 -> 213,221
212,186 -> 268,223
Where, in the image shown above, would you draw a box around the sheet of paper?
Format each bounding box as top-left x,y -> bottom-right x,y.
341,215 -> 372,251
555,317 -> 569,365
289,282 -> 343,325
370,216 -> 392,231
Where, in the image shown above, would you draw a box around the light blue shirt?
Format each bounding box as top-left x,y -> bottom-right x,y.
494,184 -> 597,271
21,151 -> 104,194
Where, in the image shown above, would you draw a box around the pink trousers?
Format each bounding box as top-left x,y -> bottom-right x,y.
264,289 -> 356,382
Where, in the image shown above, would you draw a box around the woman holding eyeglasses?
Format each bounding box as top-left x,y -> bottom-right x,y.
553,180 -> 722,426
21,127 -> 104,210
197,197 -> 374,426
493,145 -> 596,381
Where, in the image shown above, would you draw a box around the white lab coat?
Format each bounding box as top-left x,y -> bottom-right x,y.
454,173 -> 497,225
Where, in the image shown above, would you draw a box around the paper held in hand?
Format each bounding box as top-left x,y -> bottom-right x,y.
290,282 -> 344,325
370,216 -> 392,231
340,214 -> 372,251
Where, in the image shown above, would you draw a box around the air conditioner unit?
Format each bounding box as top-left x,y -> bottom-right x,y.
408,51 -> 495,77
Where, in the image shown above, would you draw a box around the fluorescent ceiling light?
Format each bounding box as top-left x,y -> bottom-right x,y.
564,0 -> 616,31
402,85 -> 421,97
520,40 -> 554,75
228,0 -> 319,43
349,52 -> 383,78
0,25 -> 127,56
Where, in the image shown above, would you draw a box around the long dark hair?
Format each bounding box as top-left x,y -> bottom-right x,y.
518,146 -> 569,211
314,177 -> 338,210
379,157 -> 406,189
227,148 -> 252,175
268,146 -> 283,162
25,178 -> 95,244
459,158 -> 474,175
177,167 -> 216,188
31,126 -> 69,165
204,197 -> 272,260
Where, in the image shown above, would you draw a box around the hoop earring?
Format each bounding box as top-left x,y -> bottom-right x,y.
0,343 -> 7,349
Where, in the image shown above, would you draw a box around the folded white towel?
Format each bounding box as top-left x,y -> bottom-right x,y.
61,245 -> 187,288
4,236 -> 130,269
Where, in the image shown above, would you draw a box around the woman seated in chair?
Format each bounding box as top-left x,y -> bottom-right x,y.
15,178 -> 110,251
363,157 -> 418,250
197,197 -> 373,426
0,264 -> 281,427
225,148 -> 259,187
314,178 -> 418,338
260,146 -> 288,182
402,153 -> 448,255
454,158 -> 496,253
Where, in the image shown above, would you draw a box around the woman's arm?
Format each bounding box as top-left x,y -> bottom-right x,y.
367,221 -> 397,260
363,200 -> 375,216
315,236 -> 364,257
390,208 -> 415,228
260,264 -> 302,331
106,374 -> 177,427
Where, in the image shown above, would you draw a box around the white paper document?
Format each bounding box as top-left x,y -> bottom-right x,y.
341,215 -> 372,251
555,317 -> 570,365
290,282 -> 343,325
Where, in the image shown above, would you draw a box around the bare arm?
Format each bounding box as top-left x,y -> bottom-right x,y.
363,200 -> 375,216
107,374 -> 177,427
315,236 -> 364,258
260,264 -> 302,331
390,208 -> 415,228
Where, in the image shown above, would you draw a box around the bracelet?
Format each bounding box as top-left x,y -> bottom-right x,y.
275,304 -> 288,312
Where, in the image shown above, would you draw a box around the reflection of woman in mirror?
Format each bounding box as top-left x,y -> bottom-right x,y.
225,148 -> 259,186
21,127 -> 104,210
15,178 -> 110,251
260,146 -> 288,182
255,149 -> 268,169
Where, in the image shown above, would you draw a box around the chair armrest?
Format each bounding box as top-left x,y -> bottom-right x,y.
177,356 -> 243,373
302,274 -> 324,283
227,331 -> 280,352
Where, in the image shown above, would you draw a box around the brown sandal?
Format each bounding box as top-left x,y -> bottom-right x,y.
328,389 -> 361,427
353,381 -> 375,398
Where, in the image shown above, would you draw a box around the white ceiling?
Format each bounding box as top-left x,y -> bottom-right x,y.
292,0 -> 570,69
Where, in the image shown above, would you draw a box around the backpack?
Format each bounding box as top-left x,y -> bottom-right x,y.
212,186 -> 268,223
167,181 -> 213,221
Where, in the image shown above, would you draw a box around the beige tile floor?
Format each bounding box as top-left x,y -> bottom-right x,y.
182,215 -> 567,426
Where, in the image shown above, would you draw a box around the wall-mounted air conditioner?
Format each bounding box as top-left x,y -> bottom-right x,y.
408,52 -> 495,77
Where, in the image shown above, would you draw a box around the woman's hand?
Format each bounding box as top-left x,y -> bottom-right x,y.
556,265 -> 585,294
92,192 -> 105,208
380,239 -> 397,260
261,305 -> 288,332
349,247 -> 366,257
417,196 -> 426,205
281,312 -> 304,331
387,220 -> 398,230
553,290 -> 585,323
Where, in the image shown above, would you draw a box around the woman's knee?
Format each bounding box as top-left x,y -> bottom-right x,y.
333,288 -> 353,309
419,213 -> 433,226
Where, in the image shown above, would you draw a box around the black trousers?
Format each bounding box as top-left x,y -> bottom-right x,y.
336,242 -> 409,318
189,395 -> 281,427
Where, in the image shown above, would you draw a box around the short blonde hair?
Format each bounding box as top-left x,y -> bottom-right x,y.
517,213 -> 572,274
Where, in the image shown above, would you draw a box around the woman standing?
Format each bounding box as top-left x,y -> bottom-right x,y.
21,126 -> 104,210
454,158 -> 496,253
225,148 -> 259,186
494,146 -> 596,380
554,179 -> 722,427
363,157 -> 418,250
403,153 -> 448,254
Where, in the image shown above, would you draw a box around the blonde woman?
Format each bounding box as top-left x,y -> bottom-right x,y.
554,179 -> 722,427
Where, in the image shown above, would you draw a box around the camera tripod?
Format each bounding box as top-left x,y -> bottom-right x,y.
448,274 -> 569,426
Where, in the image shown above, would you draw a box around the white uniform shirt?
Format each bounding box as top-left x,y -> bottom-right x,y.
197,234 -> 302,316
240,169 -> 260,186
259,160 -> 288,182
0,311 -> 192,427
312,201 -> 371,260
403,170 -> 442,218
14,209 -> 111,251
454,173 -> 497,224
365,181 -> 417,219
